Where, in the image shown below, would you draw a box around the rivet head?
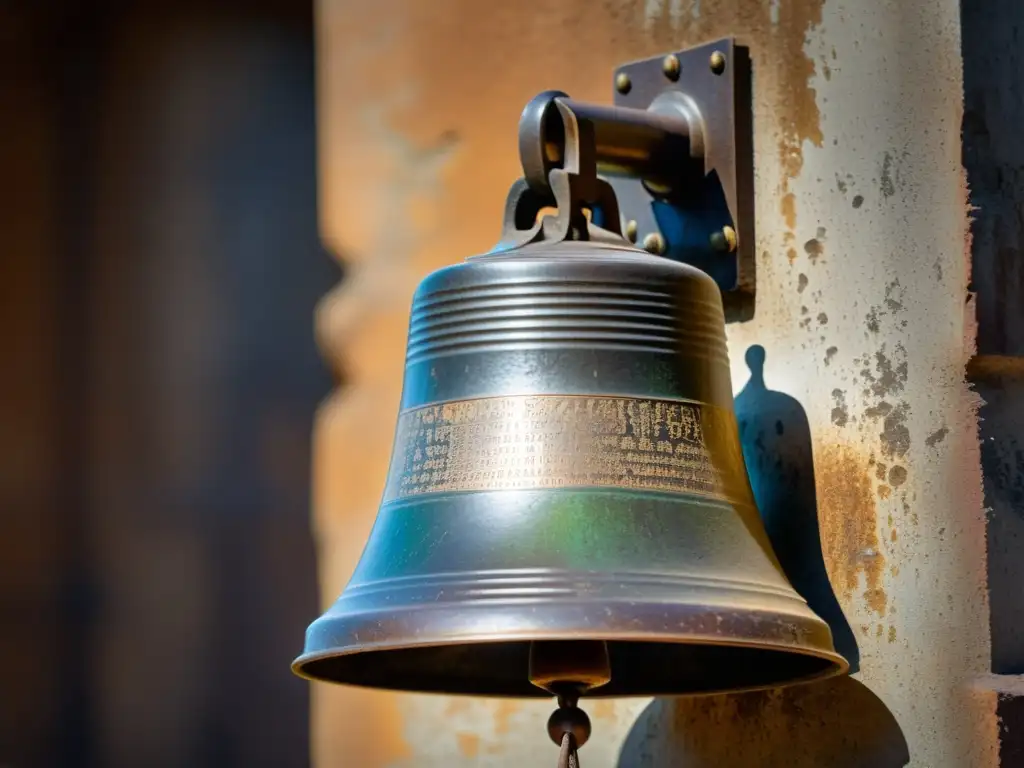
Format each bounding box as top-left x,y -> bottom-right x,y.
615,72 -> 632,94
624,219 -> 638,243
709,50 -> 727,75
643,232 -> 666,254
661,54 -> 681,81
710,225 -> 738,253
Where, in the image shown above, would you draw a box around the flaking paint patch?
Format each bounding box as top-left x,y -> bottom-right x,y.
926,426 -> 949,446
804,237 -> 824,262
861,346 -> 909,398
879,403 -> 911,459
817,444 -> 887,616
888,465 -> 908,486
830,388 -> 849,427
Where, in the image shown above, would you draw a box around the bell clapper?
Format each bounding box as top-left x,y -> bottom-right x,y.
548,690 -> 590,768
528,640 -> 609,768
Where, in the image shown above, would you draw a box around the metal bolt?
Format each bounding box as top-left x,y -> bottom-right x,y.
710,225 -> 738,253
624,219 -> 638,243
643,232 -> 666,254
615,72 -> 632,94
661,54 -> 681,81
709,50 -> 727,75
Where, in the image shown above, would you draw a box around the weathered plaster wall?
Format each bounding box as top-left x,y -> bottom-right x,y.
311,1 -> 998,765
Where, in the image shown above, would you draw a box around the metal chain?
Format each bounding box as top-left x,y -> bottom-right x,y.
557,732 -> 579,768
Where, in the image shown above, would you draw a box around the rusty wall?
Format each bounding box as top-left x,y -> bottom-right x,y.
312,0 -> 1000,765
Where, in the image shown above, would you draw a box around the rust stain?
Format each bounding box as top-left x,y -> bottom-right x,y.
492,700 -> 520,735
312,687 -> 413,767
817,445 -> 888,616
864,586 -> 888,616
877,484 -> 891,500
591,699 -> 617,722
456,732 -> 480,758
782,192 -> 798,231
445,698 -> 472,717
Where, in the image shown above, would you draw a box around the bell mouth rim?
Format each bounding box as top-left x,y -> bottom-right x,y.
292,615 -> 850,699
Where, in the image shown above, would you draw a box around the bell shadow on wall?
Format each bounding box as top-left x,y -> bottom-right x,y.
734,344 -> 859,670
616,345 -> 909,767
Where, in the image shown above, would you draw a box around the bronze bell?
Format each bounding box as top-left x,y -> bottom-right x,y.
294,77 -> 848,720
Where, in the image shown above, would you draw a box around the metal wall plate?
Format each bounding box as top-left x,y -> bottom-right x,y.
610,38 -> 754,323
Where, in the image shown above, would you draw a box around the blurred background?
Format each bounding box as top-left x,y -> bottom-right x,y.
1,0 -> 336,765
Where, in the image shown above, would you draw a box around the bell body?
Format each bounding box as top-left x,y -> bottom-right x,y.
294,239 -> 847,697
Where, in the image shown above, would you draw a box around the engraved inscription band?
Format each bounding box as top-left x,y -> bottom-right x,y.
382,395 -> 743,502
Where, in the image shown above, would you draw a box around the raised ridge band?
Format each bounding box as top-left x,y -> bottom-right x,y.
406,280 -> 727,364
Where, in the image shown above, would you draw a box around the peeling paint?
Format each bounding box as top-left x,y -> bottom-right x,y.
879,402 -> 911,459
926,426 -> 949,446
880,151 -> 897,198
804,237 -> 824,262
831,388 -> 849,427
888,465 -> 908,486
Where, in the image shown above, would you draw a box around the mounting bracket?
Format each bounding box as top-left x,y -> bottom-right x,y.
610,38 -> 754,322
506,38 -> 754,322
